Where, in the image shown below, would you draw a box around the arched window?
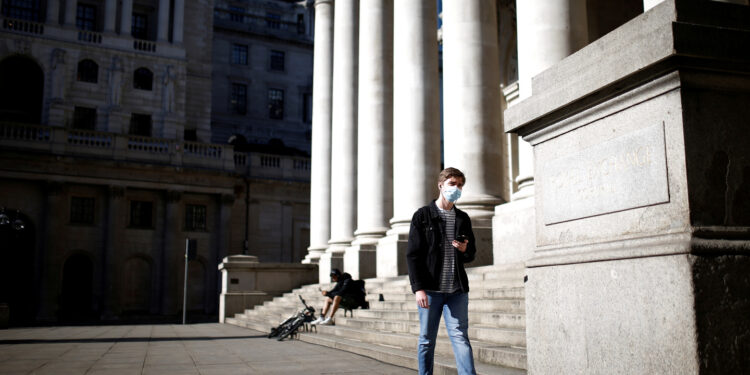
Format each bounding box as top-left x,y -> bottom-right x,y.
133,67 -> 153,90
76,59 -> 98,83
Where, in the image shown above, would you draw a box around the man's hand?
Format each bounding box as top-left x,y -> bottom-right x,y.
321,290 -> 327,296
415,290 -> 429,309
452,239 -> 469,253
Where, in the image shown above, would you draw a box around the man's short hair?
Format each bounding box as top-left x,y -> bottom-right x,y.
438,167 -> 465,185
330,268 -> 342,277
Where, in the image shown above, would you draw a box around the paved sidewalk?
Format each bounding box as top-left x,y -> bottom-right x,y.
0,323 -> 414,375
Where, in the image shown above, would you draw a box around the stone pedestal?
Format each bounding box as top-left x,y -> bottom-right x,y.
376,226 -> 409,278
505,1 -> 750,373
218,255 -> 318,323
343,241 -> 377,280
492,196 -> 535,266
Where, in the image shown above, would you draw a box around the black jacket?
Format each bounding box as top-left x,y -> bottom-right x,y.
326,272 -> 354,298
406,200 -> 476,294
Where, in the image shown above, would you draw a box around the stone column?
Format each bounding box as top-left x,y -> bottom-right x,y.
377,0 -> 441,277
514,0 -> 588,197
101,186 -> 124,320
157,0 -> 170,42
36,182 -> 64,322
442,0 -> 504,266
345,0 -> 393,280
64,0 -> 77,27
320,0 -> 358,283
159,190 -> 181,315
120,0 -> 133,36
304,0 -> 334,266
46,0 -> 60,24
103,0 -> 117,33
210,194 -> 234,314
173,0 -> 185,44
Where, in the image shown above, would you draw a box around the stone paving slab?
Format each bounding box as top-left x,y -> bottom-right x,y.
0,324 -> 414,375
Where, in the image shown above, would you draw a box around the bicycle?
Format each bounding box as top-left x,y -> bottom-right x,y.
267,294 -> 316,341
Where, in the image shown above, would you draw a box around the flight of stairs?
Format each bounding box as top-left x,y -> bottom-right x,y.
226,264 -> 527,374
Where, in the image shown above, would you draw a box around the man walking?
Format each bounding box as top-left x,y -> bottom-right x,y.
406,167 -> 477,375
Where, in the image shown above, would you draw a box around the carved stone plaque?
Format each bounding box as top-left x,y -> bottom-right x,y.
542,123 -> 669,225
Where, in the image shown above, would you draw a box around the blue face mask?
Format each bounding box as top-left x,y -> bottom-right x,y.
442,185 -> 462,203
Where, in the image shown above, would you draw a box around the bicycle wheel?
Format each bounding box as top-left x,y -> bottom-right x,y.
268,316 -> 296,338
277,318 -> 304,341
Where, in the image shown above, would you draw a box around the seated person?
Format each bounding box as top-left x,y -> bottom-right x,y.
311,269 -> 363,325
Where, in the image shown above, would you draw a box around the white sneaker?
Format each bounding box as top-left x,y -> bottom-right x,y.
319,317 -> 333,325
310,317 -> 324,325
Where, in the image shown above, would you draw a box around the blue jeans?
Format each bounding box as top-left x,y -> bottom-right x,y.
417,291 -> 476,375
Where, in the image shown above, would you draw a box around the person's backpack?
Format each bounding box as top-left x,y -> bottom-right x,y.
341,279 -> 369,315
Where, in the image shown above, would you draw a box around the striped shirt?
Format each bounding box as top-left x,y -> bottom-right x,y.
436,205 -> 460,293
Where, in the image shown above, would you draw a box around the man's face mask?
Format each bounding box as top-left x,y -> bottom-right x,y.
442,185 -> 462,203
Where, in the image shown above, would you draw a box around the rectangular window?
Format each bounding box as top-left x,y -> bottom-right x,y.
129,114 -> 152,136
265,12 -> 280,29
185,204 -> 207,231
129,200 -> 153,228
230,83 -> 247,115
232,44 -> 248,65
73,106 -> 97,130
297,14 -> 305,34
76,3 -> 97,31
1,0 -> 42,22
131,13 -> 148,39
303,93 -> 312,123
270,50 -> 285,71
70,197 -> 95,224
229,6 -> 244,23
268,89 -> 284,120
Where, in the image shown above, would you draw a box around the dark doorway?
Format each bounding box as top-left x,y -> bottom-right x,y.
0,209 -> 35,326
0,55 -> 44,124
59,254 -> 96,323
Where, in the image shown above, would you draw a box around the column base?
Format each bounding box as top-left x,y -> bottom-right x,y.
376,225 -> 409,278
318,245 -> 345,284
303,246 -> 327,264
344,240 -> 378,280
492,197 -> 535,266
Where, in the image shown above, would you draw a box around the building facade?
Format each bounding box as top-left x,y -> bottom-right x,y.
0,0 -> 310,325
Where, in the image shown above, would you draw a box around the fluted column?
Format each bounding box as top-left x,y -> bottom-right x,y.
46,0 -> 60,24
157,0 -> 170,42
321,0 -> 358,283
377,0 -> 440,277
103,0 -> 116,33
514,0 -> 588,198
442,0 -> 505,217
120,0 -> 133,36
345,0 -> 393,280
64,0 -> 77,27
159,190 -> 181,314
173,0 -> 185,44
304,0 -> 334,266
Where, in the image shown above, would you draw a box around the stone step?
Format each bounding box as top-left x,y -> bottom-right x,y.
368,298 -> 525,313
368,287 -> 525,302
298,330 -> 526,375
347,309 -> 526,329
335,316 -> 526,347
312,324 -> 527,371
230,313 -> 526,372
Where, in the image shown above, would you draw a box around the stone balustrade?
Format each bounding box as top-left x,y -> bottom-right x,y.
0,16 -> 184,59
213,8 -> 311,43
0,122 -> 309,180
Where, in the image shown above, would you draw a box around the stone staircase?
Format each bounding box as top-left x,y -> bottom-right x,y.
226,264 -> 527,374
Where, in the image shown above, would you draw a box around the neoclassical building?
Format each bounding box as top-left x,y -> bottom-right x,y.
0,0 -> 311,325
